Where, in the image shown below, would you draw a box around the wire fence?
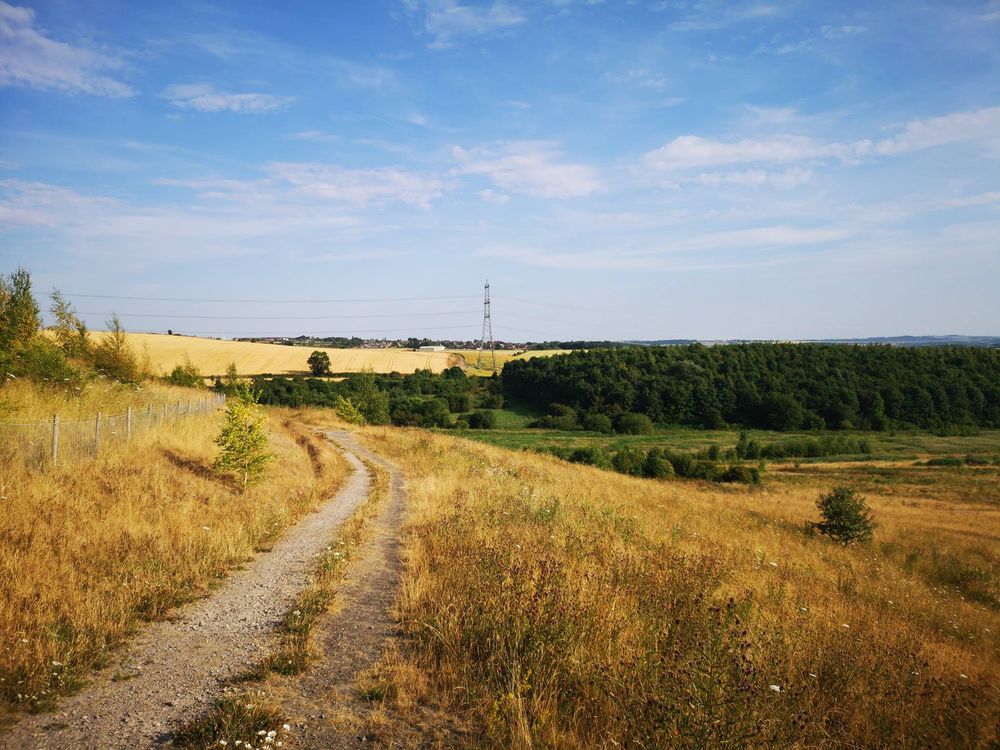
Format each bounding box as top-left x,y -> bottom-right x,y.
0,394 -> 226,469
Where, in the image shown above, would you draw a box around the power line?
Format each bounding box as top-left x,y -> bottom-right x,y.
78,310 -> 478,321
44,291 -> 480,304
112,324 -> 483,336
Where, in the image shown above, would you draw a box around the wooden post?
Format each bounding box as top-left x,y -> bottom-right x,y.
147,403 -> 152,426
95,412 -> 101,452
51,414 -> 59,466
126,406 -> 132,440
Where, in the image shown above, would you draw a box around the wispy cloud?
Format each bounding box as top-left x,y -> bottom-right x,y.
452,141 -> 601,199
644,106 -> 1000,170
404,0 -> 525,48
155,162 -> 447,209
668,2 -> 782,32
290,130 -> 341,142
265,162 -> 446,208
161,83 -> 293,113
0,1 -> 132,96
603,68 -> 670,89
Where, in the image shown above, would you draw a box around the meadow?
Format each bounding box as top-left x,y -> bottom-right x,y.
355,427 -> 999,748
0,382 -> 350,718
87,332 -> 455,376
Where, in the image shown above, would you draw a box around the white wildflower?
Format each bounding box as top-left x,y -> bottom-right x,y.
769,684 -> 781,692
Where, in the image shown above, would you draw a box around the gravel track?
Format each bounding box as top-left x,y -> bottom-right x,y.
269,430 -> 406,749
1,433 -> 373,750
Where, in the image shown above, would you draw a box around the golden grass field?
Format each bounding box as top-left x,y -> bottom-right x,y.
0,384 -> 350,717
449,349 -> 566,376
354,428 -> 999,748
87,331 -> 454,376
4,377 -> 998,747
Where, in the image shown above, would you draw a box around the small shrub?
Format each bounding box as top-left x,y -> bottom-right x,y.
814,486 -> 877,545
213,383 -> 274,489
643,448 -> 675,479
581,412 -> 613,434
615,412 -> 654,435
467,410 -> 497,429
719,465 -> 760,484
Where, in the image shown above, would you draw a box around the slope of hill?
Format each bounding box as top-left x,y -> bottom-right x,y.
88,332 -> 454,376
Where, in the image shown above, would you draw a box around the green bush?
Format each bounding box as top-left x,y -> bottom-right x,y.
615,412 -> 654,435
466,410 -> 497,429
814,486 -> 877,545
719,465 -> 760,484
581,412 -> 614,434
167,355 -> 204,388
643,448 -> 675,480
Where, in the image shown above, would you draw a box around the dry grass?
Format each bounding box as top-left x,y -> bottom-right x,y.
0,377 -> 205,420
357,428 -> 999,749
0,385 -> 350,718
449,349 -> 564,376
88,332 -> 452,376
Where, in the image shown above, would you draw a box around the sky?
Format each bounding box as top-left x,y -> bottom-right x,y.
1,0 -> 999,342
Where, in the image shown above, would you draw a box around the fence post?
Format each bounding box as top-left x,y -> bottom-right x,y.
51,414 -> 59,467
147,404 -> 152,428
126,406 -> 132,440
95,412 -> 101,452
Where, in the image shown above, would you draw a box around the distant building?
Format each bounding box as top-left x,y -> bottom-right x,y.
418,344 -> 446,352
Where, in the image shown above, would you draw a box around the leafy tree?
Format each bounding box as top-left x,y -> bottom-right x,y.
93,314 -> 140,383
213,382 -> 274,489
334,395 -> 365,425
582,412 -> 613,434
0,267 -> 39,352
49,289 -> 90,360
307,350 -> 332,376
351,369 -> 390,424
813,486 -> 877,545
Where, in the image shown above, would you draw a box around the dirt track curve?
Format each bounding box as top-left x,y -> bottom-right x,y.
269,430 -> 406,748
1,429 -> 402,750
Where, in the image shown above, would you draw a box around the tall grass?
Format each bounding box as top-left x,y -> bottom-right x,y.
0,385 -> 349,717
361,429 -> 999,749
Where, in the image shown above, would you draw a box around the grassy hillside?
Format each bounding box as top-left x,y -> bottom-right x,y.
0,383 -> 350,717
356,428 -> 999,748
87,332 -> 454,376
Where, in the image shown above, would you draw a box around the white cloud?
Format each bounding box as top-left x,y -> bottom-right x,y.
0,1 -> 132,96
946,191 -> 1000,208
162,83 -> 293,113
644,106 -> 1000,171
266,162 -> 446,208
404,0 -> 525,48
603,68 -> 670,89
290,130 -> 341,142
479,188 -> 510,204
689,168 -> 813,189
453,141 -> 601,199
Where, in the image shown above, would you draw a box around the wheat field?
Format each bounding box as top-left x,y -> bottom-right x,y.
449,349 -> 566,375
87,332 -> 455,376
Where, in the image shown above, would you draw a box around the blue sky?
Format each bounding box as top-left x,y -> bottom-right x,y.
1,0 -> 998,341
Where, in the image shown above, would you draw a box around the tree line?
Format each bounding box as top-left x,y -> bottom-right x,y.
502,344 -> 1000,431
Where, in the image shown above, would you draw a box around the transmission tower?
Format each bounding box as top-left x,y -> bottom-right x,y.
477,280 -> 497,373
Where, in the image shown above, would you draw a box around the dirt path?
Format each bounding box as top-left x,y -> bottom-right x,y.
268,430 -> 406,749
1,433 -> 375,750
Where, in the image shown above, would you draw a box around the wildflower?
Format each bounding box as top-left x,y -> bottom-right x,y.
219,742 -> 227,747
769,562 -> 778,567
282,724 -> 291,731
808,673 -> 817,678
960,673 -> 968,679
842,623 -> 850,628
769,684 -> 781,692
202,526 -> 212,531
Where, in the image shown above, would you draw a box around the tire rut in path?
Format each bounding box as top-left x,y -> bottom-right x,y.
1,433 -> 374,750
266,430 -> 406,750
